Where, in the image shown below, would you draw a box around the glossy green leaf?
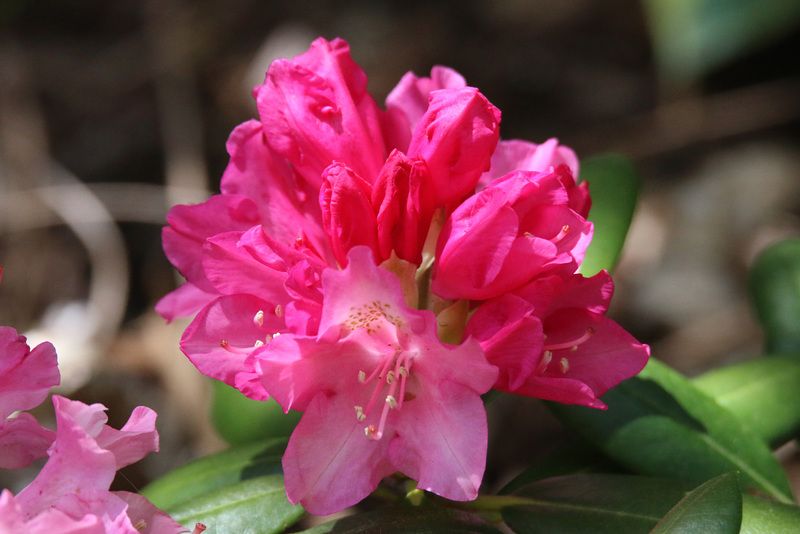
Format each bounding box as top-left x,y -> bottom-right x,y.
547,358 -> 793,503
211,380 -> 301,445
298,505 -> 503,533
577,154 -> 640,277
692,354 -> 800,447
501,473 -> 694,534
643,0 -> 800,87
499,440 -> 618,494
741,493 -> 800,534
749,239 -> 800,354
650,472 -> 742,534
165,474 -> 303,534
142,439 -> 286,511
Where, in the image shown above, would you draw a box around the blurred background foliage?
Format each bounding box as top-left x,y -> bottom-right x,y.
1,0 -> 799,501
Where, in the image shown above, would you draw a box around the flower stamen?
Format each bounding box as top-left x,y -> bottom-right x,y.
543,327 -> 596,352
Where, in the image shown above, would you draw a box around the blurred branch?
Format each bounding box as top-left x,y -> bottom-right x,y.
577,75 -> 800,159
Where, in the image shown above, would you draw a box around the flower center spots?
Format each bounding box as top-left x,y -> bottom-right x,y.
344,301 -> 404,334
354,349 -> 414,441
220,307 -> 282,354
537,326 -> 595,375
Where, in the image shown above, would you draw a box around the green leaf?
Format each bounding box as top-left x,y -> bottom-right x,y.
692,354 -> 800,447
547,359 -> 793,503
165,474 -> 303,534
298,505 -> 503,533
142,439 -> 287,511
650,472 -> 742,534
501,473 -> 695,534
499,440 -> 618,494
642,0 -> 800,87
741,493 -> 800,534
748,239 -> 800,355
211,380 -> 302,446
577,154 -> 640,277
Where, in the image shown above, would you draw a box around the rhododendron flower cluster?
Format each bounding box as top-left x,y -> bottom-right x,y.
159,37 -> 649,515
0,327 -> 185,534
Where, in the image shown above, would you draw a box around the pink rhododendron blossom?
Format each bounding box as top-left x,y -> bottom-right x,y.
253,247 -> 498,514
7,396 -> 185,534
160,36 -> 650,514
0,327 -> 59,469
465,272 -> 649,408
432,165 -> 593,301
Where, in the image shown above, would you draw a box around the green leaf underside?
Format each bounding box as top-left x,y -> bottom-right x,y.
692,354 -> 800,447
749,239 -> 800,355
502,474 -> 695,534
142,439 -> 287,511
298,505 -> 503,533
548,359 -> 793,503
650,472 -> 742,534
165,474 -> 303,534
577,154 -> 640,277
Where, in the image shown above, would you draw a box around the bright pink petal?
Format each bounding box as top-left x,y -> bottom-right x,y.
0,490 -> 105,534
536,310 -> 649,403
114,492 -> 186,534
162,195 -> 261,293
432,187 -> 518,300
433,168 -> 593,300
180,294 -> 283,401
0,328 -> 59,419
0,413 -> 56,470
478,138 -> 579,190
407,88 -> 501,207
282,392 -> 395,515
389,379 -> 488,501
372,150 -> 435,264
317,246 -> 425,342
320,163 -> 379,266
202,231 -> 292,306
256,37 -> 385,188
155,282 -> 219,323
94,406 -> 158,470
220,120 -> 326,252
465,295 -> 544,391
383,66 -> 467,151
16,397 -> 117,516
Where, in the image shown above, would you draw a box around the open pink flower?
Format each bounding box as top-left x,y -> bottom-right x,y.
252,247 -> 498,514
8,396 -> 185,534
432,165 -> 593,301
0,327 -> 59,469
465,272 -> 649,408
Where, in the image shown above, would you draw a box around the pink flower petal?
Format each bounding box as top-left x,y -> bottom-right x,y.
181,294 -> 282,401
320,163 -> 379,266
0,413 -> 56,470
478,138 -> 580,191
407,88 -> 501,207
256,38 -> 386,188
282,392 -> 395,515
0,328 -> 59,419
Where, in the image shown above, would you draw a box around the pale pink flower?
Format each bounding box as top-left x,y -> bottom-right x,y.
252,247 -> 498,514
0,327 -> 59,469
7,396 -> 185,534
